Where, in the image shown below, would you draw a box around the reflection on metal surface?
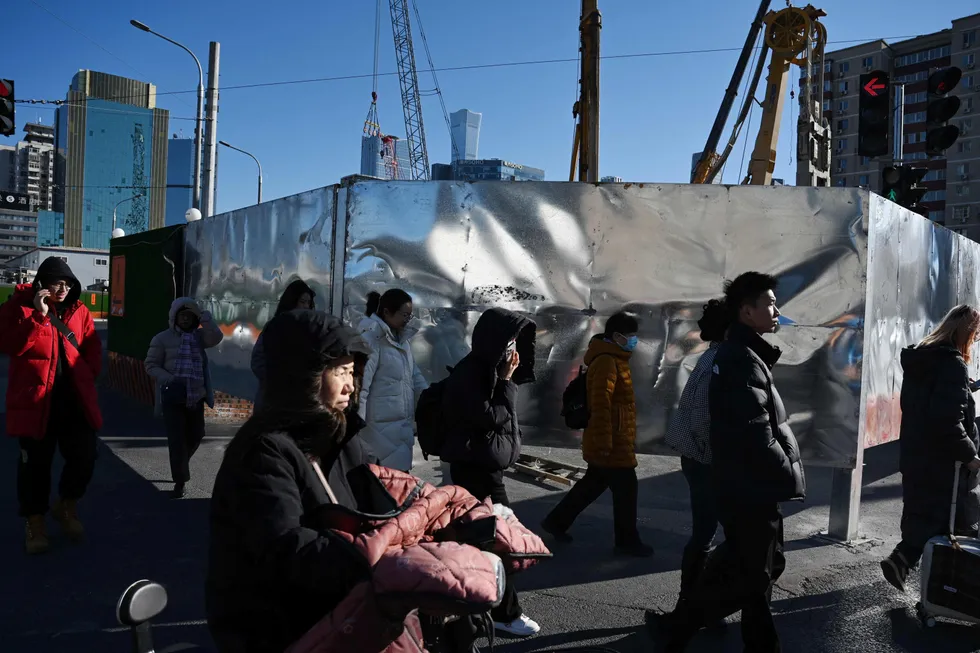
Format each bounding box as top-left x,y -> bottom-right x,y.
862,195 -> 980,450
183,187 -> 336,401
340,181 -> 870,468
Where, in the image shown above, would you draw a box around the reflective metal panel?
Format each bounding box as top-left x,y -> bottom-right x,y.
342,181 -> 869,467
862,194 -> 980,450
183,188 -> 337,400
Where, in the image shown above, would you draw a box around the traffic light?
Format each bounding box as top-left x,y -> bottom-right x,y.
0,80 -> 14,137
926,67 -> 962,156
858,70 -> 890,158
881,165 -> 928,216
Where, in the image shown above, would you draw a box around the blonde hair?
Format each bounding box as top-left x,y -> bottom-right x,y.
919,304 -> 980,362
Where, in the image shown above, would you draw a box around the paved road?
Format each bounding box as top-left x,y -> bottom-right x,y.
1,341 -> 978,652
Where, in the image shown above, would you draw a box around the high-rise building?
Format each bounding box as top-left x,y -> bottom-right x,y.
55,70 -> 169,248
798,13 -> 980,238
360,135 -> 411,180
0,122 -> 57,211
601,176 -> 623,183
166,137 -> 194,226
450,109 -> 482,162
454,159 -> 545,182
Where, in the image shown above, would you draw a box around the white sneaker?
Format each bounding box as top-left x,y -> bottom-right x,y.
494,614 -> 540,637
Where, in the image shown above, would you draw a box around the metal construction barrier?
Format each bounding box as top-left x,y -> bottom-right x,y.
181,180 -> 979,539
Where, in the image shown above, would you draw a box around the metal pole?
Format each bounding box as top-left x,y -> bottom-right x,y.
218,141 -> 263,205
112,193 -> 142,232
202,42 -> 221,217
578,0 -> 601,182
893,83 -> 905,164
129,21 -> 204,211
695,0 -> 773,180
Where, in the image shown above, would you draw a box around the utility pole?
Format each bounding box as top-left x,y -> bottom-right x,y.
893,83 -> 905,164
571,0 -> 601,182
202,41 -> 221,217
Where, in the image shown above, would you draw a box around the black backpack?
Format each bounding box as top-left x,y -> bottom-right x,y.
561,355 -> 610,430
415,366 -> 454,460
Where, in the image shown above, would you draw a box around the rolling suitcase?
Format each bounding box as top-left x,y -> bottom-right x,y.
917,461 -> 980,627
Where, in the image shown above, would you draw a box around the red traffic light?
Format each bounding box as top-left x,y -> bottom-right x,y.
928,67 -> 962,96
0,80 -> 11,97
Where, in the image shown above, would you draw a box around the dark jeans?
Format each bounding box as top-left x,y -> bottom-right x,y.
163,400 -> 205,484
544,464 -> 641,546
680,456 -> 720,595
17,408 -> 97,517
675,503 -> 786,653
448,463 -> 522,623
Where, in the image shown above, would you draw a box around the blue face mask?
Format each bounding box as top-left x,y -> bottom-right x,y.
620,335 -> 639,352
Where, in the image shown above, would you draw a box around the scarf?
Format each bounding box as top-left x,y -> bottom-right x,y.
173,331 -> 206,407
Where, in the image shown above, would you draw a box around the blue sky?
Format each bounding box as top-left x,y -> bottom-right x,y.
5,0 -> 979,214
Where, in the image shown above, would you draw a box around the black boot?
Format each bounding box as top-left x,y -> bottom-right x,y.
881,550 -> 910,592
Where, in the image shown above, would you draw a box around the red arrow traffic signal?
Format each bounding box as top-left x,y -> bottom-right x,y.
863,77 -> 886,97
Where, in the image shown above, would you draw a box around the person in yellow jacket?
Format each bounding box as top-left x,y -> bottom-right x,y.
541,311 -> 653,557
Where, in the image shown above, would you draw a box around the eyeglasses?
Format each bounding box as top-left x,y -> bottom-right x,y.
46,281 -> 72,291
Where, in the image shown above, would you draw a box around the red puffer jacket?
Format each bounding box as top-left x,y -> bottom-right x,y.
0,283 -> 103,438
288,465 -> 552,653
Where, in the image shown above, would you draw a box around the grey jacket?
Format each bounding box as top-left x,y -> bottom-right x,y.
145,297 -> 224,414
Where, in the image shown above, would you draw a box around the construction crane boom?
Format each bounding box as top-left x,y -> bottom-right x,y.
389,0 -> 430,181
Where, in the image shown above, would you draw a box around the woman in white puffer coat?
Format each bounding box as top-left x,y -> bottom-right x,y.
357,289 -> 429,471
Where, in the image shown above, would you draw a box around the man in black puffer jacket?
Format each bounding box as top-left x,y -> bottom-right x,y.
658,272 -> 805,653
440,306 -> 539,637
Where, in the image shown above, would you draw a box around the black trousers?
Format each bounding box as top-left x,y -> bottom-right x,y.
448,463 -> 522,623
544,464 -> 641,547
680,457 -> 720,595
17,405 -> 98,517
163,400 -> 205,484
675,503 -> 786,653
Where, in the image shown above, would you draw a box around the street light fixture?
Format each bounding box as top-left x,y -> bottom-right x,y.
112,192 -> 143,239
219,140 -> 263,205
130,19 -> 204,213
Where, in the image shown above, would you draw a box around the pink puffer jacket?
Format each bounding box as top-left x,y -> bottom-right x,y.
287,465 -> 551,653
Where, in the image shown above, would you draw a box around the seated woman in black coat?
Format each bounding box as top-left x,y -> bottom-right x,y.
882,304 -> 980,592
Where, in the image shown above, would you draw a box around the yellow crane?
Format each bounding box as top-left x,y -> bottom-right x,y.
693,3 -> 827,185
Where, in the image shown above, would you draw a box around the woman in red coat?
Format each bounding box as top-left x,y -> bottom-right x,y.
0,256 -> 103,555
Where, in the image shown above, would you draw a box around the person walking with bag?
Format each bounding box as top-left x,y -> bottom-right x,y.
440,306 -> 540,637
356,289 -> 428,471
881,304 -> 980,592
664,299 -> 729,608
0,257 -> 103,554
145,298 -> 223,498
541,311 -> 653,557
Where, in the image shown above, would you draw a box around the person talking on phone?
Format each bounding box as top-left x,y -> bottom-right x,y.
0,256 -> 103,555
440,306 -> 540,637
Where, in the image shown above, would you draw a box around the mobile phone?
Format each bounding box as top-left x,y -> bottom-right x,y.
970,379 -> 980,393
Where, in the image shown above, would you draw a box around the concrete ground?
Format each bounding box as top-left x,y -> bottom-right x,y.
1,331 -> 978,652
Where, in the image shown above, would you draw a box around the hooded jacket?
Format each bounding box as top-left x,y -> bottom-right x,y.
898,343 -> 980,526
440,308 -> 536,471
0,256 -> 103,438
582,336 -> 638,468
709,321 -> 806,507
250,280 -> 317,411
356,313 -> 429,472
144,297 -> 223,413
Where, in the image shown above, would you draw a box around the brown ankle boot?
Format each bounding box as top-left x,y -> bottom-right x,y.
52,498 -> 84,541
25,515 -> 50,555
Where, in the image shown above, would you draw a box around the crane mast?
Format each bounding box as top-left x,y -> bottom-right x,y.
389,0 -> 430,181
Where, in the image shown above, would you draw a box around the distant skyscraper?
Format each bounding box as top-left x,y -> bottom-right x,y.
0,122 -> 56,211
450,109 -> 482,162
601,176 -> 623,183
55,70 -> 169,248
360,135 -> 411,179
166,137 -> 194,226
454,159 -> 544,182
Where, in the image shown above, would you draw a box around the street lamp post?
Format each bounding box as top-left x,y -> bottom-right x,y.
130,19 -> 204,212
219,140 -> 263,205
112,193 -> 143,238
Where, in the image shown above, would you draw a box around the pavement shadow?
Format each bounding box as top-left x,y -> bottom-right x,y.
0,387 -> 217,653
492,626 -> 647,652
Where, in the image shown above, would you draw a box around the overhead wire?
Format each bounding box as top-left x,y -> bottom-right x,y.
10,35 -> 925,110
